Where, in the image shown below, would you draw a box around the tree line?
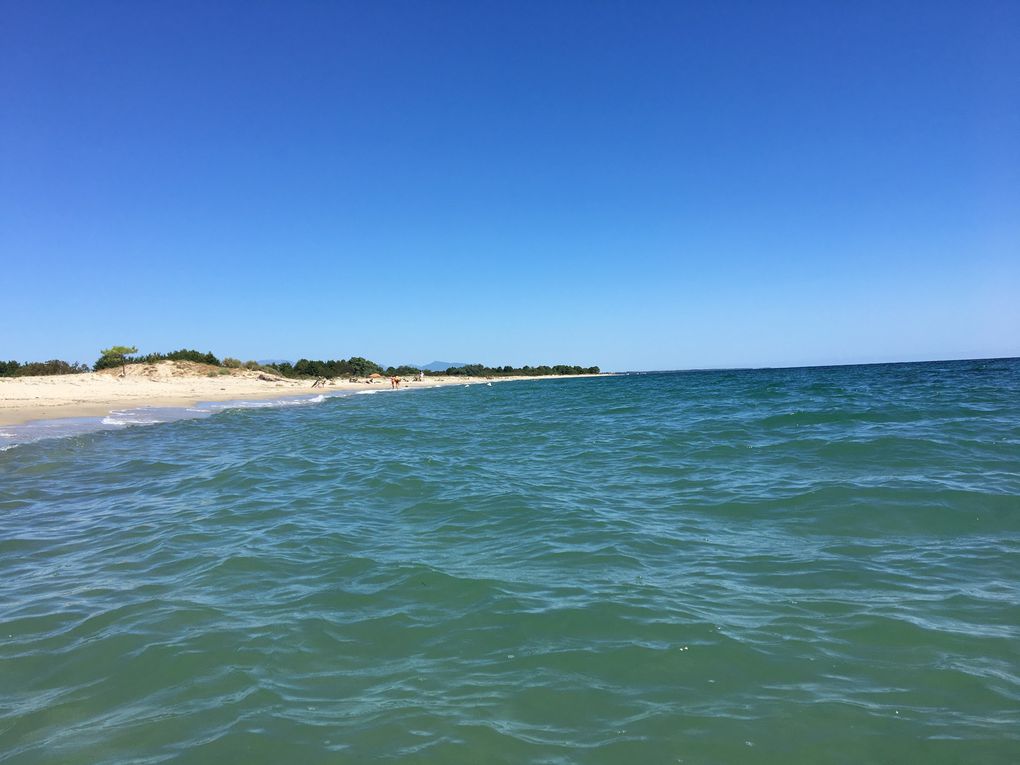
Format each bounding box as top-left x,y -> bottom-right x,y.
266,357 -> 384,378
420,364 -> 600,377
0,359 -> 91,377
93,347 -> 221,370
2,348 -> 599,379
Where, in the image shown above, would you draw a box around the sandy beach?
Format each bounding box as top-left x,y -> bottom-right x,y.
0,361 -> 596,427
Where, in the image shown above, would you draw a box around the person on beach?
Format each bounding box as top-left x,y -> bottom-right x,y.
390,376 -> 399,389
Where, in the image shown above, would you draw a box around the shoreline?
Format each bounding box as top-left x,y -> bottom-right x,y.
0,363 -> 603,428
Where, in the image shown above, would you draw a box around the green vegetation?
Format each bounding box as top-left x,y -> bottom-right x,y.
0,359 -> 90,377
421,363 -> 600,377
5,348 -> 600,380
97,345 -> 139,375
386,365 -> 427,377
266,359 -> 600,379
93,348 -> 220,371
265,357 -> 384,379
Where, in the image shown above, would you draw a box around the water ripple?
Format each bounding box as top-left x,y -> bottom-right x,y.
2,360 -> 1019,763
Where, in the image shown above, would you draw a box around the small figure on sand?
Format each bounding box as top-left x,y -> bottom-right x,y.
390,376 -> 400,389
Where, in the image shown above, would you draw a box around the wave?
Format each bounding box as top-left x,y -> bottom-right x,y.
101,412 -> 168,426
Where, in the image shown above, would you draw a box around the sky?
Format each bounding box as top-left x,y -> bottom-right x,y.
2,0 -> 1018,371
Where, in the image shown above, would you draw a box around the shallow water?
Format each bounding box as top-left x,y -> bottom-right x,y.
2,360 -> 1019,763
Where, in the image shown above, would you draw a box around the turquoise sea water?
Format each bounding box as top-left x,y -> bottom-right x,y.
2,360 -> 1019,764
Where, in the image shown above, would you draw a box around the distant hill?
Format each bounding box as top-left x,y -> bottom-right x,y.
421,361 -> 471,372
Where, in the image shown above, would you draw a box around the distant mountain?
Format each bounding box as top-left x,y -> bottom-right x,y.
421,361 -> 471,372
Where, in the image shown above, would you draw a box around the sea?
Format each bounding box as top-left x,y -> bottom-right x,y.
1,359 -> 1018,764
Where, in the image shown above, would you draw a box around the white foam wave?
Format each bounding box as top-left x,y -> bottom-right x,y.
102,414 -> 165,426
206,399 -> 300,410
204,391 -> 344,411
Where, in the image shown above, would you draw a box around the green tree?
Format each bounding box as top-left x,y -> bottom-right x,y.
98,345 -> 138,376
346,356 -> 383,377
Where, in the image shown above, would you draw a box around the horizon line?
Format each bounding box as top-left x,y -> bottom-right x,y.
619,354 -> 1019,375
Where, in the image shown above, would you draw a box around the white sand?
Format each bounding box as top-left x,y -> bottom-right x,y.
0,361 -> 593,426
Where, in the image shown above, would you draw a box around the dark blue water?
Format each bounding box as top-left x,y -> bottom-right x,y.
2,360 -> 1019,763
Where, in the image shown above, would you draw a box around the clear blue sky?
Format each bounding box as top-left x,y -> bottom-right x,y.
2,1 -> 1017,371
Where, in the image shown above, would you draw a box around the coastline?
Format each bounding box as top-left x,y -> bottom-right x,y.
0,362 -> 602,428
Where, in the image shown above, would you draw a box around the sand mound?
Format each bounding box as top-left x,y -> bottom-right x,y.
95,360 -> 294,381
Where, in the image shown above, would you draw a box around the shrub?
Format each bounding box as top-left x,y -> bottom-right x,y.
159,349 -> 221,366
1,359 -> 90,377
